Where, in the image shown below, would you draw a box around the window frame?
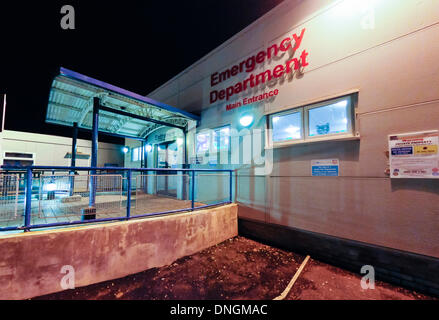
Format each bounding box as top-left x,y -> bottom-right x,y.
195,131 -> 211,155
268,94 -> 357,148
131,146 -> 142,162
3,151 -> 36,166
195,125 -> 231,165
212,125 -> 231,153
304,95 -> 354,140
270,108 -> 303,143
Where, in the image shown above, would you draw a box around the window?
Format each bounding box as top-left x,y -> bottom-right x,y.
272,110 -> 302,142
307,98 -> 350,137
195,126 -> 231,165
269,94 -> 356,146
3,151 -> 35,166
196,132 -> 210,154
131,147 -> 142,162
196,126 -> 231,154
4,152 -> 33,158
213,126 -> 230,152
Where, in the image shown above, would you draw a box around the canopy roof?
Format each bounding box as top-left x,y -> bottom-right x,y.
46,68 -> 199,140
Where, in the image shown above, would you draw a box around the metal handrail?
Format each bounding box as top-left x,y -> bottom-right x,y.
0,166 -> 234,232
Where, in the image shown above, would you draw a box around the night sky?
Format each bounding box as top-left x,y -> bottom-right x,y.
0,0 -> 283,143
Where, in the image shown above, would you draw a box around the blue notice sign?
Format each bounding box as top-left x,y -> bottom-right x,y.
391,147 -> 413,155
311,159 -> 339,177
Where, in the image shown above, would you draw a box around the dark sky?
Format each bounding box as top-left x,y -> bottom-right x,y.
0,0 -> 283,143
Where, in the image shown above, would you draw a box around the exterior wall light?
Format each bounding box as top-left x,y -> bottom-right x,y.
145,144 -> 152,152
177,138 -> 184,146
122,146 -> 129,154
239,114 -> 254,127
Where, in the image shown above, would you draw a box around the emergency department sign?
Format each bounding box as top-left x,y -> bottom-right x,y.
389,130 -> 439,178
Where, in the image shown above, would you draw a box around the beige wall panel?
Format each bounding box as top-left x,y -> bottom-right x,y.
150,0 -> 439,114
357,100 -> 439,177
266,23 -> 439,115
268,176 -> 439,257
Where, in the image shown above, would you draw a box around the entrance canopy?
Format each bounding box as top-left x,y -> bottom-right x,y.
46,67 -> 199,140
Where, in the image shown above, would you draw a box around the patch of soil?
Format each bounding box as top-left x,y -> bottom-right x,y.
288,259 -> 436,300
34,236 -> 304,300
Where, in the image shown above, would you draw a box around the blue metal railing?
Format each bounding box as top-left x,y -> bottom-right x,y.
0,166 -> 234,232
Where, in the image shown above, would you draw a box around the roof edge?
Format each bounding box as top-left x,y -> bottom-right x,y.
59,67 -> 200,121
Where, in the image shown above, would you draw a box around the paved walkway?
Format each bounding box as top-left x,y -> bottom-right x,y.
0,193 -> 206,230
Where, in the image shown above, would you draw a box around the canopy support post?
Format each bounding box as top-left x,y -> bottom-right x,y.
69,122 -> 78,196
83,97 -> 99,220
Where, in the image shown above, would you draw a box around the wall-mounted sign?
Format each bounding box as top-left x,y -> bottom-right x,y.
226,89 -> 279,111
190,155 -> 204,165
311,159 -> 339,176
209,28 -> 309,107
389,130 -> 439,178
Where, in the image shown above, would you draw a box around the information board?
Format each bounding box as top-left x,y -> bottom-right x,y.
388,130 -> 439,178
311,159 -> 339,176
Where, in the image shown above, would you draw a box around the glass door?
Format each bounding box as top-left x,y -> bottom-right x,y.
155,141 -> 178,197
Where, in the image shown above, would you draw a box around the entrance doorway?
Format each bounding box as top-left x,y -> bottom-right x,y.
155,141 -> 178,197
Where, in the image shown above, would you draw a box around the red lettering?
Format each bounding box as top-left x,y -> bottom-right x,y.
243,77 -> 251,90
279,37 -> 291,51
286,58 -> 300,73
218,90 -> 225,100
292,28 -> 306,50
273,64 -> 284,78
231,65 -> 239,76
211,72 -> 219,87
210,90 -> 218,103
249,74 -> 255,88
234,82 -> 243,94
245,56 -> 256,72
266,44 -> 278,60
239,60 -> 246,73
255,70 -> 272,85
267,44 -> 277,59
219,70 -> 231,82
256,50 -> 266,63
300,50 -> 309,67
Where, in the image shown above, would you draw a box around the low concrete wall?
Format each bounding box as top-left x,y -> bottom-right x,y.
0,204 -> 238,300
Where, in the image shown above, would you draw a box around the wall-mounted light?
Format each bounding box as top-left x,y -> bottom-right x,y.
239,114 -> 254,127
122,146 -> 129,154
176,138 -> 184,146
145,144 -> 152,152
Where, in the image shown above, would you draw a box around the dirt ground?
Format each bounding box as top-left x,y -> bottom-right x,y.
34,236 -> 435,300
288,258 -> 433,300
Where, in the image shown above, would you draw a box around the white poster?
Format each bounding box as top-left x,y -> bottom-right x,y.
388,130 -> 439,178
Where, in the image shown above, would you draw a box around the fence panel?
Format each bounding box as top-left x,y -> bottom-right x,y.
134,173 -> 191,215
0,174 -> 20,222
194,173 -> 230,207
0,167 -> 233,232
38,174 -> 123,219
